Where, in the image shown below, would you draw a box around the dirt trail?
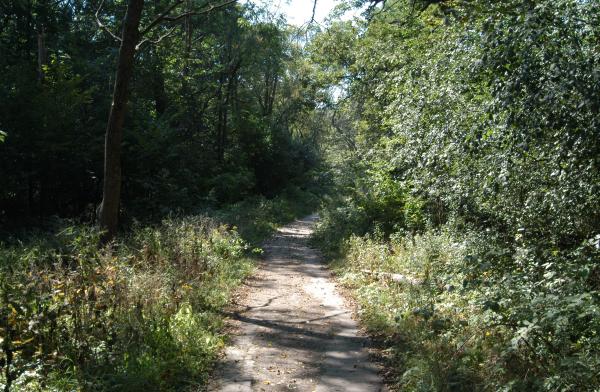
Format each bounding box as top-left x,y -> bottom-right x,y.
209,214 -> 383,392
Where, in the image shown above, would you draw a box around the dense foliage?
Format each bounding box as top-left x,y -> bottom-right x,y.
312,0 -> 600,390
1,216 -> 252,390
2,0 -> 599,390
0,189 -> 319,391
0,0 -> 322,228
0,0 -> 326,389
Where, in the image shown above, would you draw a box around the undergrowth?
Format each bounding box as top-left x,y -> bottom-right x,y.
212,186 -> 321,246
0,187 -> 320,391
313,219 -> 600,391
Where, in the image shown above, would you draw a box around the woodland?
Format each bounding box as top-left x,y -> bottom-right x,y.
0,0 -> 599,391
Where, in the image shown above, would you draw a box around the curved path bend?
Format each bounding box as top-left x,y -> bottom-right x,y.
209,214 -> 384,392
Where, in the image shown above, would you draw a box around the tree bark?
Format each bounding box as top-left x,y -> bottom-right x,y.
37,24 -> 46,82
216,71 -> 226,162
98,0 -> 144,242
151,48 -> 168,115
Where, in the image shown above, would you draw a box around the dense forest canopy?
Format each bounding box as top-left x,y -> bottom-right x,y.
0,0 -> 322,232
312,0 -> 600,390
0,0 -> 326,389
1,0 -> 599,390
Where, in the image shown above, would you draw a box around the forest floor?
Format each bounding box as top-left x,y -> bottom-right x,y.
208,214 -> 384,392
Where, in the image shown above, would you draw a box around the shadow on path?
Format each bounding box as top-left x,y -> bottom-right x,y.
209,214 -> 383,392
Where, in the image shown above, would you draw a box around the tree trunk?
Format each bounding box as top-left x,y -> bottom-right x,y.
37,24 -> 46,82
98,0 -> 144,242
151,48 -> 168,115
216,72 -> 226,162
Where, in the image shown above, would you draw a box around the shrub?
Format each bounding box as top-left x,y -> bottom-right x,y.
321,227 -> 600,391
0,216 -> 252,391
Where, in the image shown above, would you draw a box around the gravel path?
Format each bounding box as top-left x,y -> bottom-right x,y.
209,214 -> 383,392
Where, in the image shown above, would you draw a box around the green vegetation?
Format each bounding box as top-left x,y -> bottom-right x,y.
1,215 -> 251,390
1,0 -> 326,388
2,0 -> 599,390
0,187 -> 320,391
213,185 -> 322,245
311,0 -> 600,391
0,0 -> 322,229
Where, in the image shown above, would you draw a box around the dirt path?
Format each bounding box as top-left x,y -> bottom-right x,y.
209,214 -> 383,392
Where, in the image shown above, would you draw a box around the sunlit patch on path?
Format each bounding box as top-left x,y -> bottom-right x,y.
209,214 -> 384,392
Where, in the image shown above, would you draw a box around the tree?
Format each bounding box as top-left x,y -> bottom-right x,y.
0,0 -> 322,228
97,0 -> 236,242
312,0 -> 600,388
97,0 -> 144,242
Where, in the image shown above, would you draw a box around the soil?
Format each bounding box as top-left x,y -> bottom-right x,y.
208,214 -> 384,392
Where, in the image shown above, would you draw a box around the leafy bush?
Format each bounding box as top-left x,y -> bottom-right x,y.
312,0 -> 600,390
0,183 -> 322,391
208,169 -> 256,205
0,216 -> 252,391
212,185 -> 322,245
322,229 -> 600,391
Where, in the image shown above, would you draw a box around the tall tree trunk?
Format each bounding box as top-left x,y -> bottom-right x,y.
98,0 -> 144,242
37,24 -> 46,82
184,0 -> 192,66
153,69 -> 168,115
267,74 -> 277,116
216,72 -> 226,163
151,48 -> 168,115
224,63 -> 239,148
27,154 -> 34,218
181,0 -> 194,130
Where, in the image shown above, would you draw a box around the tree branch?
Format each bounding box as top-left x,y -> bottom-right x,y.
309,0 -> 317,24
95,0 -> 122,42
140,0 -> 184,37
136,27 -> 178,50
140,0 -> 237,38
164,0 -> 238,21
295,0 -> 322,36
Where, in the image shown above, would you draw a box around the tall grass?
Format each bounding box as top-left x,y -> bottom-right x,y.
314,225 -> 600,391
0,187 -> 322,391
1,216 -> 252,391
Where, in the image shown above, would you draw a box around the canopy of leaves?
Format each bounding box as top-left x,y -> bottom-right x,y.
0,0 -> 325,228
311,0 -> 600,390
